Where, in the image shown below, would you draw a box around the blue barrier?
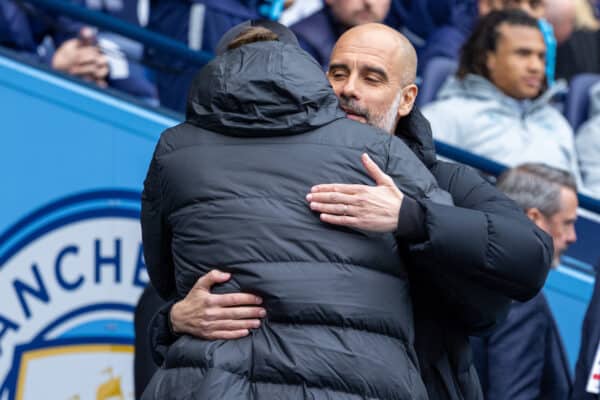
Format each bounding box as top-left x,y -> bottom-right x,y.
435,140 -> 600,215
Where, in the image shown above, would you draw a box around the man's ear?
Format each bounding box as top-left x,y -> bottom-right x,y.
486,51 -> 497,76
478,0 -> 491,16
478,0 -> 502,16
397,84 -> 418,118
526,207 -> 548,231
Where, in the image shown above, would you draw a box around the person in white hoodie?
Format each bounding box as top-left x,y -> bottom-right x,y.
576,81 -> 600,198
423,9 -> 581,184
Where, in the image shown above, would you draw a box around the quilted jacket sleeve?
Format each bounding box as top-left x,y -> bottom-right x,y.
404,162 -> 553,333
141,135 -> 177,301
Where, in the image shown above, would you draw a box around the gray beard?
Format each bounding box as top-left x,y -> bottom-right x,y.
371,90 -> 403,134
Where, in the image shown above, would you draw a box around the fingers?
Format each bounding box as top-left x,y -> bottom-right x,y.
306,190 -> 360,205
361,153 -> 393,186
309,201 -> 354,217
209,292 -> 263,307
69,62 -> 103,79
204,329 -> 251,340
208,319 -> 261,331
69,52 -> 108,79
74,46 -> 103,65
204,305 -> 266,321
193,269 -> 232,291
319,213 -> 360,228
78,26 -> 97,45
310,183 -> 366,195
92,55 -> 109,80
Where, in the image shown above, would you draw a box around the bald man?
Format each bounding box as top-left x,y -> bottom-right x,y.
151,23 -> 552,400
545,0 -> 576,44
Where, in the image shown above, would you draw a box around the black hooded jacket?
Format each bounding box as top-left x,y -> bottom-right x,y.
141,41 -> 452,399
394,108 -> 553,400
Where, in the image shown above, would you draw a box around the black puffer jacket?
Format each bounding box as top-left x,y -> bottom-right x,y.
394,108 -> 553,400
141,41 -> 452,399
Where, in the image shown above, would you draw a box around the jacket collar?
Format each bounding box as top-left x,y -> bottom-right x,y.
394,107 -> 437,168
437,74 -> 566,115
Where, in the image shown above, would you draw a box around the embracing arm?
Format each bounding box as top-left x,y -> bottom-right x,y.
403,162 -> 552,333
412,162 -> 552,301
308,157 -> 552,333
148,270 -> 265,365
308,156 -> 551,298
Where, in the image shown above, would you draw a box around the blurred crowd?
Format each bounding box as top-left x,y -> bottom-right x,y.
2,0 -> 600,197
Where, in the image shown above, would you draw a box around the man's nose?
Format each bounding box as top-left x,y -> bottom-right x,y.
567,226 -> 577,244
341,75 -> 359,99
528,55 -> 544,73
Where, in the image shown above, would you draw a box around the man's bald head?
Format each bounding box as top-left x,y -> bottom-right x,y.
326,0 -> 392,28
334,23 -> 417,86
327,23 -> 419,134
545,0 -> 575,43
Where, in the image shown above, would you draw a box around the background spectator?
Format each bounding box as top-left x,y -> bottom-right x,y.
545,0 -> 577,44
0,0 -> 158,103
145,0 -> 263,112
422,10 -> 581,183
419,0 -> 547,76
556,0 -> 600,81
0,0 -> 109,86
576,81 -> 600,196
472,163 -> 577,400
82,0 -> 158,104
290,0 -> 392,68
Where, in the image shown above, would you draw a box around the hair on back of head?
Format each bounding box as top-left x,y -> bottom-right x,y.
227,26 -> 279,51
457,9 -> 540,80
497,163 -> 577,217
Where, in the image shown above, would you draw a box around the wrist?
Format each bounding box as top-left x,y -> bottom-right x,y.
394,195 -> 427,242
168,301 -> 183,337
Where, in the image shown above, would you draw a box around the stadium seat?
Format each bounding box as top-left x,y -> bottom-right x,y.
416,57 -> 458,108
564,73 -> 600,132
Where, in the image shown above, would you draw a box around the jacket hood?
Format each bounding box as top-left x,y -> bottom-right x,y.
394,107 -> 437,168
437,74 -> 565,114
589,81 -> 600,117
186,40 -> 345,137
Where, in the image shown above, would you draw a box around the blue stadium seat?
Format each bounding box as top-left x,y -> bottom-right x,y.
564,73 -> 600,132
416,57 -> 458,108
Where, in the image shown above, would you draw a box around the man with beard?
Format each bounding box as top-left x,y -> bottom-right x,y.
147,23 -> 553,400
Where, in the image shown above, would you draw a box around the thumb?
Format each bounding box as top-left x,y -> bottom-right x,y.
78,26 -> 97,46
193,269 -> 231,291
362,153 -> 393,186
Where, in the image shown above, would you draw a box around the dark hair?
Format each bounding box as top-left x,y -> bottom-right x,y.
497,163 -> 577,217
457,9 -> 540,80
226,26 -> 279,51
